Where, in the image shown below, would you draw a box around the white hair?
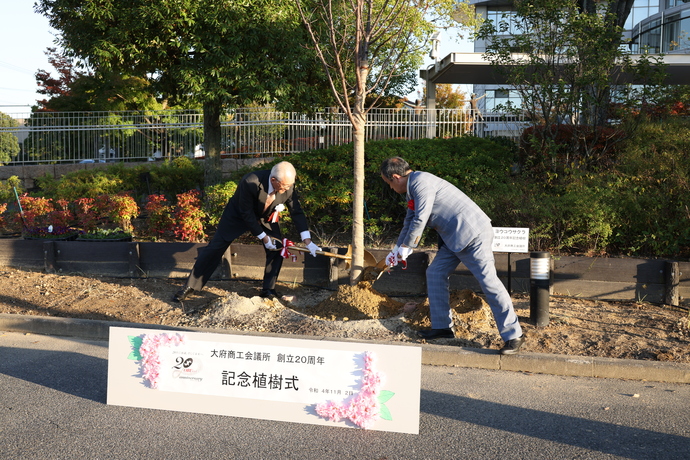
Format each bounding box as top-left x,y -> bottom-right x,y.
270,161 -> 296,183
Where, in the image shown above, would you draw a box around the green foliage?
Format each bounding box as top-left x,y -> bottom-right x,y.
6,119 -> 690,259
36,170 -> 125,201
601,118 -> 690,257
33,157 -> 203,203
0,113 -> 20,165
287,136 -> 516,246
476,0 -> 662,175
203,180 -> 238,227
147,157 -> 204,198
0,176 -> 22,204
78,228 -> 132,240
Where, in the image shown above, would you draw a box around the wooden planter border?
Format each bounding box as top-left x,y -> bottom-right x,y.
0,239 -> 686,306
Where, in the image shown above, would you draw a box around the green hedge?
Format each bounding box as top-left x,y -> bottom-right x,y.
3,119 -> 690,259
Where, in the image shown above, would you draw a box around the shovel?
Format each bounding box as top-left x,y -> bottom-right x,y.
272,238 -> 377,271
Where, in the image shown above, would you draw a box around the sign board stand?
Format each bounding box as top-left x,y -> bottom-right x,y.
493,227 -> 530,293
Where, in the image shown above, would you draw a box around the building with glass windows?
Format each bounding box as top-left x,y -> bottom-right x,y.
420,0 -> 690,121
631,0 -> 690,53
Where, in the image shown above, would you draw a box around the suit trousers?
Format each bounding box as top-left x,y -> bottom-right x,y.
184,220 -> 283,292
426,225 -> 522,342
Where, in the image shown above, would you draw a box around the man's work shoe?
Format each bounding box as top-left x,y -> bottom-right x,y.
500,335 -> 525,355
417,328 -> 455,340
260,289 -> 280,299
173,287 -> 194,302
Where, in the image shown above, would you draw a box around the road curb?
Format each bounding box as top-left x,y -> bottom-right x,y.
2,313 -> 688,384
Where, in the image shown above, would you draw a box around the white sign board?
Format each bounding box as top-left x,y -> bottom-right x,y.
493,227 -> 529,253
107,326 -> 421,433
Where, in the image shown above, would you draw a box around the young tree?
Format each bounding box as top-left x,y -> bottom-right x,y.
295,0 -> 456,283
36,0 -> 331,187
476,0 -> 663,172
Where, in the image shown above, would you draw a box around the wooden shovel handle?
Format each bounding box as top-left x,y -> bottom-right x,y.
283,245 -> 351,260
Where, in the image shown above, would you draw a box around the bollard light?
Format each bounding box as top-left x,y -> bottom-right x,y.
530,251 -> 550,327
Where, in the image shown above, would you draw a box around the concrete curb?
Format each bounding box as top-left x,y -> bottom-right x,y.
2,313 -> 688,384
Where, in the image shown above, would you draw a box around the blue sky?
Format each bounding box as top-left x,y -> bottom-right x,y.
0,3 -> 56,112
0,4 -> 471,114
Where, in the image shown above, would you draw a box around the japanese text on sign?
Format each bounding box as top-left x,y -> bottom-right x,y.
493,227 -> 529,253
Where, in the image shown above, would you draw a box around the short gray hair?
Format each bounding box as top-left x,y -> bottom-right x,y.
380,157 -> 411,180
270,161 -> 296,183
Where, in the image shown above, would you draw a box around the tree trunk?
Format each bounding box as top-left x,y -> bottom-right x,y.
349,41 -> 369,285
203,100 -> 223,188
350,110 -> 366,285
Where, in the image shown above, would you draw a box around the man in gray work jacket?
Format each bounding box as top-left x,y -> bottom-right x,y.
380,156 -> 524,354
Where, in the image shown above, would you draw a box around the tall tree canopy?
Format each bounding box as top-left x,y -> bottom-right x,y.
36,0 -> 333,186
35,48 -> 162,112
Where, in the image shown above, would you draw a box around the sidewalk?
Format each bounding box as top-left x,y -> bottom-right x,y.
1,312 -> 688,384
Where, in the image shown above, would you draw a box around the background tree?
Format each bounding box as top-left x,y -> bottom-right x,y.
476,0 -> 664,173
295,0 -> 456,283
35,48 -> 163,112
0,113 -> 20,165
434,84 -> 468,109
36,0 -> 332,187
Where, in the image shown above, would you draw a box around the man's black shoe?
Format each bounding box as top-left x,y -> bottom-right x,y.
417,328 -> 454,340
260,289 -> 280,299
173,287 -> 194,302
500,335 -> 525,355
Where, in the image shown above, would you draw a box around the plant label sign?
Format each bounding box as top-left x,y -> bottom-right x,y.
107,326 -> 421,433
493,227 -> 530,253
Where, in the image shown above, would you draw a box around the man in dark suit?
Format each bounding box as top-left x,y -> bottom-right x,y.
174,161 -> 320,303
380,156 -> 524,355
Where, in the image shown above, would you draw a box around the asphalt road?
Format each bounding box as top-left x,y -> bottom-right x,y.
1,331 -> 688,460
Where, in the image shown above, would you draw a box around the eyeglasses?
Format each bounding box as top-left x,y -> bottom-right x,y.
270,176 -> 294,193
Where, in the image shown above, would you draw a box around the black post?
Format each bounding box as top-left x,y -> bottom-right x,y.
530,251 -> 550,327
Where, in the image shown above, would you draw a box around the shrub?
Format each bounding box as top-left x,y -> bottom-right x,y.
0,176 -> 22,204
145,194 -> 173,239
172,190 -> 206,242
287,136 -> 517,246
49,199 -> 74,228
519,124 -> 625,176
203,180 -> 238,227
148,156 -> 204,197
36,169 -> 124,201
15,195 -> 54,229
105,194 -> 140,232
73,197 -> 100,232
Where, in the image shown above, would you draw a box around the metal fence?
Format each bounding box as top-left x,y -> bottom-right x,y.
1,108 -> 528,165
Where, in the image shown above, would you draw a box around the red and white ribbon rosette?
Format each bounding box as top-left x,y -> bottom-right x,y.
268,203 -> 285,223
280,238 -> 298,262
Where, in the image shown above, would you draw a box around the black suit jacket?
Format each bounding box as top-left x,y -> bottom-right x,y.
217,169 -> 309,239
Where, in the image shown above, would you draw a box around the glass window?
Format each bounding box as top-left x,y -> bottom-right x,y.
664,15 -> 690,51
486,10 -> 520,35
666,0 -> 690,9
485,90 -> 522,111
626,0 -> 660,30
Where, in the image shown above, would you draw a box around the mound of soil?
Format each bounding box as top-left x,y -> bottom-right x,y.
0,267 -> 688,363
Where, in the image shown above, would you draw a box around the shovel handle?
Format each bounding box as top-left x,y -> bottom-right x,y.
271,237 -> 351,260
283,245 -> 351,260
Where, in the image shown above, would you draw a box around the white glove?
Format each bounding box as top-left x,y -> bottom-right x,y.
306,241 -> 321,257
386,250 -> 399,267
399,246 -> 413,261
263,239 -> 277,251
